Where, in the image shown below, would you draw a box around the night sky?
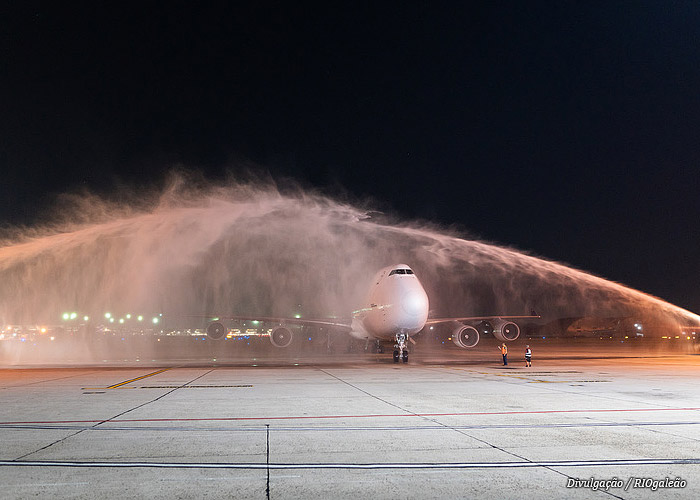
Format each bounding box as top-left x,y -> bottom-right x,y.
2,2 -> 699,312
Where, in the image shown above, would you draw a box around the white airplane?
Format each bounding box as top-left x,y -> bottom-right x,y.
205,264 -> 538,363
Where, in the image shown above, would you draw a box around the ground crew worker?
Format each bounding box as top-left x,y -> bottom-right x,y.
525,345 -> 532,367
499,343 -> 508,365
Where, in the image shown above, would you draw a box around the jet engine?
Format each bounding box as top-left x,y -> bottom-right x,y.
206,322 -> 226,340
451,324 -> 480,348
492,319 -> 520,342
269,326 -> 294,348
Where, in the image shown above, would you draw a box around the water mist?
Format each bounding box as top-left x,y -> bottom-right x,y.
0,174 -> 697,364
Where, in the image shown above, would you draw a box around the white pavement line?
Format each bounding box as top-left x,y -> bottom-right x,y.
0,458 -> 698,469
2,420 -> 698,432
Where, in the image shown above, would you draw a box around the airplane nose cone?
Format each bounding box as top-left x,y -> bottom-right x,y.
402,290 -> 428,316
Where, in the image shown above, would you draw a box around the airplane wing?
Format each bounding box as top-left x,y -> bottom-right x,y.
424,314 -> 540,325
199,314 -> 352,332
422,314 -> 541,348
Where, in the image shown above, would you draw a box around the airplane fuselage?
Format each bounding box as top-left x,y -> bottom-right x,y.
350,264 -> 429,341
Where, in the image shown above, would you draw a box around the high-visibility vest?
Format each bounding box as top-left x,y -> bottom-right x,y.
501,346 -> 507,355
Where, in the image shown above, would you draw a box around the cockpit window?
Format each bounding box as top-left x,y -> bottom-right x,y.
389,268 -> 413,276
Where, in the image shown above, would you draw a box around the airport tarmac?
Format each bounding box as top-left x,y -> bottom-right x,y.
1,353 -> 699,499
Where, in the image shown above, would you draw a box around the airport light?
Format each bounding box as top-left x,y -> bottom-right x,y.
70,312 -> 77,320
152,317 -> 159,324
83,316 -> 89,321
62,313 -> 70,320
294,314 -> 301,319
137,315 -> 143,322
109,318 -> 115,323
119,318 -> 125,324
105,313 -> 112,319
126,314 -> 131,319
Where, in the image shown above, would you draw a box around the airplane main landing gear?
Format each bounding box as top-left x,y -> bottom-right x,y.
394,332 -> 409,364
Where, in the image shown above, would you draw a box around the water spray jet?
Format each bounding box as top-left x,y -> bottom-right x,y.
0,175 -> 697,364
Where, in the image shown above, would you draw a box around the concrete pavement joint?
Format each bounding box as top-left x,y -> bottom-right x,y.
13,368 -> 215,461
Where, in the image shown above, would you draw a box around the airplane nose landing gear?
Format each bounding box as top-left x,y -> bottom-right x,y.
394,332 -> 409,363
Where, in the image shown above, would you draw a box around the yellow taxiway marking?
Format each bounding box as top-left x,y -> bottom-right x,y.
107,368 -> 171,389
81,368 -> 172,390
